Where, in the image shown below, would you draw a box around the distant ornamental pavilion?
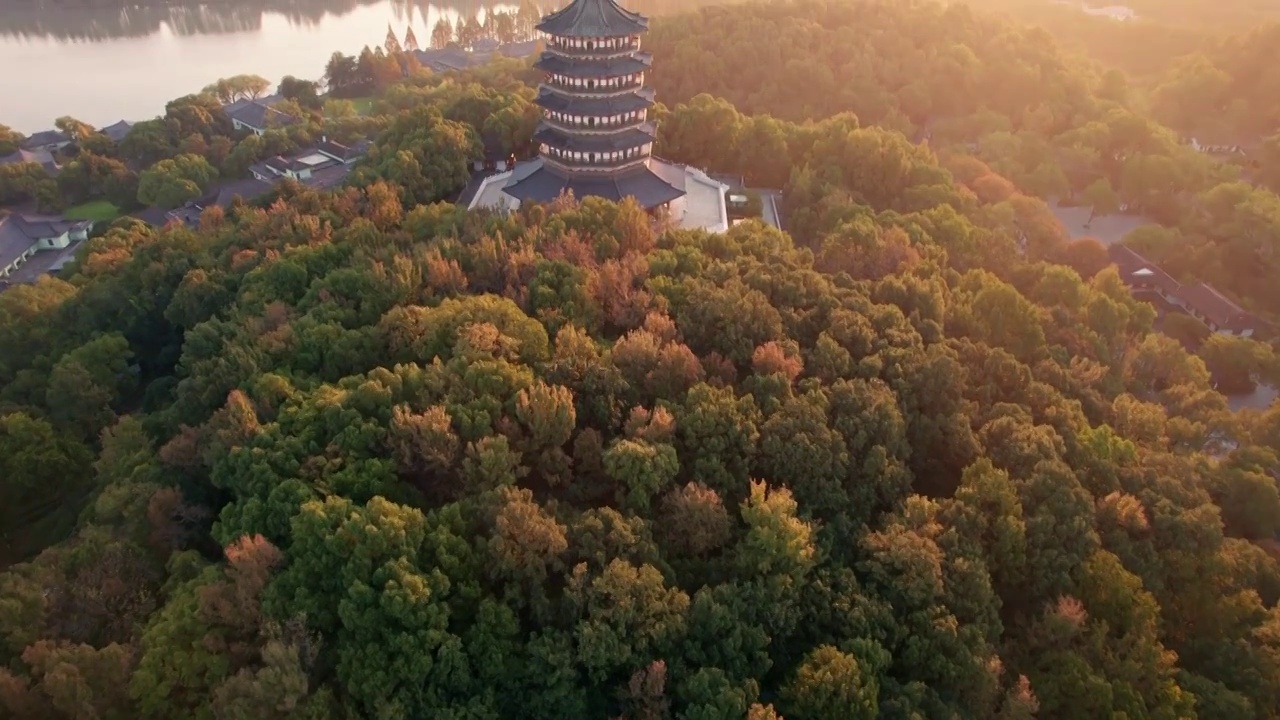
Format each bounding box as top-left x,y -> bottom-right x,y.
466,0 -> 730,232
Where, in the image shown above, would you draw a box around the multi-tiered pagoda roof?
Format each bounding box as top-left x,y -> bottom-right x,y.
535,0 -> 648,37
501,0 -> 684,210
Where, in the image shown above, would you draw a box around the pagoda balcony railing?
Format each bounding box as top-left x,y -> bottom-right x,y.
543,154 -> 650,174
545,39 -> 641,58
541,116 -> 648,133
545,78 -> 646,96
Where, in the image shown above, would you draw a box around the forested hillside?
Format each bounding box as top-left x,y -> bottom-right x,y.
646,0 -> 1280,324
4,1 -> 1280,718
1149,24 -> 1280,141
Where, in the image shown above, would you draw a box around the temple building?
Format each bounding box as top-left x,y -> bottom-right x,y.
467,0 -> 729,232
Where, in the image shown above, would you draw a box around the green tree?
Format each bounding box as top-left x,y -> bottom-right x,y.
352,106 -> 479,206
137,153 -> 218,209
202,75 -> 271,104
782,645 -> 878,720
1082,177 -> 1120,227
0,413 -> 94,552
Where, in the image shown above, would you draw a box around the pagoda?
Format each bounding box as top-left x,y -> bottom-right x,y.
467,0 -> 728,231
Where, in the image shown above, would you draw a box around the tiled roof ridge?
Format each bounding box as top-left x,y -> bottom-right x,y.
1113,244 -> 1253,322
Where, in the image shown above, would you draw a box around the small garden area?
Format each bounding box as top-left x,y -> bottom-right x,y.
349,97 -> 377,115
65,200 -> 120,222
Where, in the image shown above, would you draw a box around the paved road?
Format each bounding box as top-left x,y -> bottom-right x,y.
1048,200 -> 1153,246
751,189 -> 784,231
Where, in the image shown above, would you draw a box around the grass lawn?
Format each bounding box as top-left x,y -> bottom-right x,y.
350,97 -> 376,115
65,200 -> 120,222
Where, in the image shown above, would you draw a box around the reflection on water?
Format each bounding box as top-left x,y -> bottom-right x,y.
0,0 -> 423,41
0,0 -> 503,132
0,0 -> 692,41
0,0 -> 693,132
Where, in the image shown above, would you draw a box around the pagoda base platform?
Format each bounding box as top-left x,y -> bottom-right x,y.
466,158 -> 730,233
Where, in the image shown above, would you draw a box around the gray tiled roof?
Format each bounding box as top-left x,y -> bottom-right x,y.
1108,244 -> 1179,295
228,100 -> 298,130
99,120 -> 135,143
1174,282 -> 1256,331
536,86 -> 654,115
0,214 -> 88,266
534,122 -> 656,153
249,161 -> 278,179
20,129 -> 70,149
130,207 -> 174,227
536,0 -> 648,37
500,40 -> 540,58
502,159 -> 684,209
534,51 -> 652,78
317,139 -> 368,162
0,218 -> 35,267
301,164 -> 354,191
0,148 -> 56,173
195,178 -> 275,209
222,94 -> 284,114
413,48 -> 486,72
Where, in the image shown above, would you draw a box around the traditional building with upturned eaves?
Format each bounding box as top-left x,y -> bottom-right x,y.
467,0 -> 729,233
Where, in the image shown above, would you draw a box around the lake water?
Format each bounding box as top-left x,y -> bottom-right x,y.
0,0 -> 531,133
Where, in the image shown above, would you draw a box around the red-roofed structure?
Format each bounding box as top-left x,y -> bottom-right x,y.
1171,283 -> 1257,337
1109,244 -> 1259,337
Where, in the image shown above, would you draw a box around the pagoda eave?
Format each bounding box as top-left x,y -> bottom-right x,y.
534,123 -> 656,153
503,160 -> 685,209
536,0 -> 648,38
534,52 -> 652,78
535,86 -> 656,115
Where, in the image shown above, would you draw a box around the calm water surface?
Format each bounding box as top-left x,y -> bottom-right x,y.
0,1 -> 516,133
